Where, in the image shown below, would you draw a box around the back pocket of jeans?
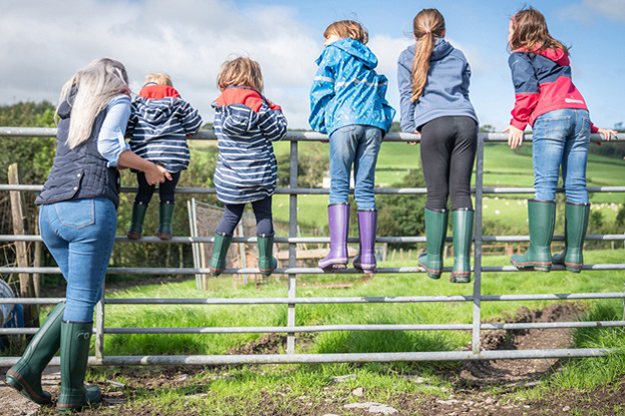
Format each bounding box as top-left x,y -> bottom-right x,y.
54,199 -> 95,229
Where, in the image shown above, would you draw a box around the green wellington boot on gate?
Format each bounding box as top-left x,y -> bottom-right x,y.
257,234 -> 278,277
418,208 -> 448,279
450,209 -> 474,284
5,302 -> 65,405
127,202 -> 148,240
56,322 -> 101,413
156,202 -> 175,240
511,200 -> 556,272
209,232 -> 232,276
552,202 -> 590,273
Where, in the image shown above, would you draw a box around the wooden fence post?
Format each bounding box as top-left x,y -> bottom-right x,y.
8,163 -> 39,327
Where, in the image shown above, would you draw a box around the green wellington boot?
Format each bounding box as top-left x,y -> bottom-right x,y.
450,209 -> 474,284
5,302 -> 65,405
56,322 -> 101,413
511,200 -> 556,272
156,202 -> 175,240
209,232 -> 232,276
127,202 -> 148,240
552,202 -> 590,273
418,208 -> 448,279
257,233 -> 278,277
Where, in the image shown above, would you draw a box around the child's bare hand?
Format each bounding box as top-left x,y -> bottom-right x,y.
598,128 -> 618,141
408,130 -> 421,145
504,125 -> 524,149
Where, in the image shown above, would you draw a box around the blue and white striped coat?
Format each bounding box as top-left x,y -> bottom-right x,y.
212,87 -> 287,205
127,94 -> 202,172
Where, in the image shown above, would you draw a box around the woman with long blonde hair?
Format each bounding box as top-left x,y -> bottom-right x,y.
5,58 -> 170,412
398,8 -> 478,283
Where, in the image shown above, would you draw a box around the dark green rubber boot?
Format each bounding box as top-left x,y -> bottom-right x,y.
209,232 -> 232,276
127,202 -> 148,240
552,202 -> 590,273
450,209 -> 474,284
418,208 -> 448,279
56,322 -> 101,413
156,202 -> 175,240
257,234 -> 278,277
5,302 -> 65,405
511,200 -> 556,272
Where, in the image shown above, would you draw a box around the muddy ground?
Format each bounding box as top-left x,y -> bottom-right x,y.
2,303 -> 623,415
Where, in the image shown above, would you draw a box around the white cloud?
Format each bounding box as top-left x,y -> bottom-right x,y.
561,0 -> 625,23
0,0 -> 319,128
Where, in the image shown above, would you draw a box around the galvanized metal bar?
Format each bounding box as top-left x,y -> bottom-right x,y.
2,264 -> 624,275
3,184 -> 624,194
0,347 -> 615,367
472,132 -> 485,354
286,140 -> 298,354
3,233 -> 623,244
1,127 -> 622,143
4,291 -> 625,306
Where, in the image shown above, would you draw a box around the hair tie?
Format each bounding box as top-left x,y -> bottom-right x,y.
425,29 -> 432,34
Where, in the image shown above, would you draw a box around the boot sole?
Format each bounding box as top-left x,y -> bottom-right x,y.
510,260 -> 552,272
418,261 -> 442,280
209,267 -> 223,276
450,272 -> 471,284
5,370 -> 51,405
319,259 -> 348,270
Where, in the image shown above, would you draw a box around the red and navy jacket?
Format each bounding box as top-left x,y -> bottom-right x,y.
508,48 -> 598,132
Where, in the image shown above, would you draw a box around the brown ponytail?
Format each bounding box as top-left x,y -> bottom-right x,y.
410,8 -> 445,102
509,8 -> 569,56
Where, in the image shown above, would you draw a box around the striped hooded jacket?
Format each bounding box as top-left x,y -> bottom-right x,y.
509,48 -> 598,132
309,38 -> 395,135
127,85 -> 203,172
212,87 -> 287,205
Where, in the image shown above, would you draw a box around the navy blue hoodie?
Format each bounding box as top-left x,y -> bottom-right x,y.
397,38 -> 478,132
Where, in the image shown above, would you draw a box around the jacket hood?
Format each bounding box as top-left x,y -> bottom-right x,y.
133,96 -> 179,124
139,85 -> 181,99
401,38 -> 454,64
515,47 -> 570,66
319,38 -> 378,69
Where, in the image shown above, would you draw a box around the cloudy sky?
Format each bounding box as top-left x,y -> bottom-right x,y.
1,0 -> 623,130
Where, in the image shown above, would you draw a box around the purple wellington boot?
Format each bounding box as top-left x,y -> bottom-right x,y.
319,203 -> 350,270
353,210 -> 377,273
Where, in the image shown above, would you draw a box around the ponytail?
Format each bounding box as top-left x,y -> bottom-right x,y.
410,9 -> 445,103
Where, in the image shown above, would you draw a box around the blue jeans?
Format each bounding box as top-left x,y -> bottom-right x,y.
39,198 -> 117,322
532,109 -> 590,203
329,125 -> 383,210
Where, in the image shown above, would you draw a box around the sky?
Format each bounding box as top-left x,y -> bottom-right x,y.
0,0 -> 623,130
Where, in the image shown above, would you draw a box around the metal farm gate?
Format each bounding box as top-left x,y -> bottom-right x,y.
0,127 -> 624,367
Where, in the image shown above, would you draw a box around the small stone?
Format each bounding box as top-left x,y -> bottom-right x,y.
345,402 -> 381,409
352,387 -> 364,396
436,399 -> 460,405
175,374 -> 190,382
275,391 -> 286,397
485,397 -> 494,404
106,380 -> 126,389
368,405 -> 399,414
322,414 -> 340,416
562,406 -> 571,412
331,374 -> 357,383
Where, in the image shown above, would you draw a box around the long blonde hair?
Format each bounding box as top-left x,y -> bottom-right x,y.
509,8 -> 569,55
410,9 -> 445,102
57,58 -> 129,149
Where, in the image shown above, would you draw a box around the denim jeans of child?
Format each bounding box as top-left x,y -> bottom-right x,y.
39,198 -> 117,322
329,125 -> 383,210
532,109 -> 590,203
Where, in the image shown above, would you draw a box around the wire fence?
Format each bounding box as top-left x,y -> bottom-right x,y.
0,127 -> 624,366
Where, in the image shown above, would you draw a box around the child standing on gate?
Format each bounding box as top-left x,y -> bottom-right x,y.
209,57 -> 287,277
126,73 -> 203,240
504,8 -> 616,273
397,8 -> 478,283
310,20 -> 395,273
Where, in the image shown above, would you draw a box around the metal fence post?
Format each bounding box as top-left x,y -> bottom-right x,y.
472,134 -> 485,355
287,140 -> 298,354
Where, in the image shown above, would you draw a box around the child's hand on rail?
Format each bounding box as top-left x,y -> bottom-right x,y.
407,131 -> 421,145
503,125 -> 524,149
598,128 -> 618,141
